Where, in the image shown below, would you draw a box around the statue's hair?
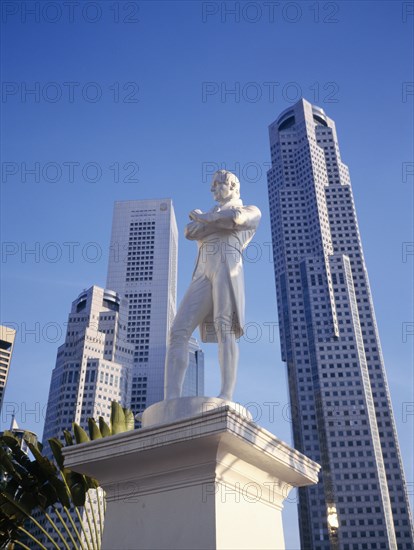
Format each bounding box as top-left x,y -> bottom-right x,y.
212,170 -> 240,197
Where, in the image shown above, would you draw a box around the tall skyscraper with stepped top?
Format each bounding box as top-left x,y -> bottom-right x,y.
42,286 -> 134,447
267,99 -> 413,549
106,199 -> 204,418
38,286 -> 134,549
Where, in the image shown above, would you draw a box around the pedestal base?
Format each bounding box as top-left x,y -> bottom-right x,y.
141,396 -> 252,427
63,404 -> 320,550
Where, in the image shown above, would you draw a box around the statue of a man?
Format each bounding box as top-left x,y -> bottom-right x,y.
164,170 -> 261,402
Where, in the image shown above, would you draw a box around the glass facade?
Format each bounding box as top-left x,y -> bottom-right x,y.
267,99 -> 413,549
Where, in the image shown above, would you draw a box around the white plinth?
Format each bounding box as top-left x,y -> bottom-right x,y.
63,404 -> 320,550
141,396 -> 252,427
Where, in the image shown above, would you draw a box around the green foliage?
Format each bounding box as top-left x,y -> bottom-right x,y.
0,400 -> 135,548
70,401 -> 136,444
98,418 -> 111,438
0,431 -> 66,547
110,402 -> 126,435
124,409 -> 135,432
87,419 -> 102,441
63,430 -> 73,447
48,438 -> 64,470
72,424 -> 89,445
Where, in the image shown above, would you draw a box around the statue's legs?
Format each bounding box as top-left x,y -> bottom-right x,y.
213,279 -> 239,402
164,275 -> 213,400
216,327 -> 238,401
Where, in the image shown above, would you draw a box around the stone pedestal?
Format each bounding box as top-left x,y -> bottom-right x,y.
63,402 -> 320,550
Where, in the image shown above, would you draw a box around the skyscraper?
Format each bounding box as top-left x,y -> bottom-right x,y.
106,198 -> 203,416
38,286 -> 134,548
267,99 -> 413,549
42,286 -> 134,446
0,325 -> 16,413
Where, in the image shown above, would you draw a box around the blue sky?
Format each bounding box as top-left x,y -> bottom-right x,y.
1,1 -> 413,546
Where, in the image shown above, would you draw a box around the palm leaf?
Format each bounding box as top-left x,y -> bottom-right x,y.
124,408 -> 135,432
110,402 -> 125,434
98,417 -> 111,438
47,438 -> 64,470
73,424 -> 90,445
63,430 -> 73,447
87,419 -> 102,441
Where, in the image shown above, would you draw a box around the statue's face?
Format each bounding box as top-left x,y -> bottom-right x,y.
211,176 -> 236,202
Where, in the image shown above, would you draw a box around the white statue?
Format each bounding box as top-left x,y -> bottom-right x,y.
164,170 -> 261,402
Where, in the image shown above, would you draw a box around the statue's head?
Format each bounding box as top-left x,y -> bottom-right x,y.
211,170 -> 240,203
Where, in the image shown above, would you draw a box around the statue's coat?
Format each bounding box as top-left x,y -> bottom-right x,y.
185,199 -> 261,343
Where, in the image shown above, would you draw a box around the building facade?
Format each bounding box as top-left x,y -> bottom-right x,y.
38,286 -> 134,548
42,285 -> 134,447
0,325 -> 16,413
267,99 -> 413,549
106,198 -> 203,417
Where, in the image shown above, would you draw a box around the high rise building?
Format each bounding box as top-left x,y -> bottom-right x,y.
37,286 -> 134,549
106,198 -> 204,417
42,286 -> 134,447
0,325 -> 16,413
267,99 -> 413,549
